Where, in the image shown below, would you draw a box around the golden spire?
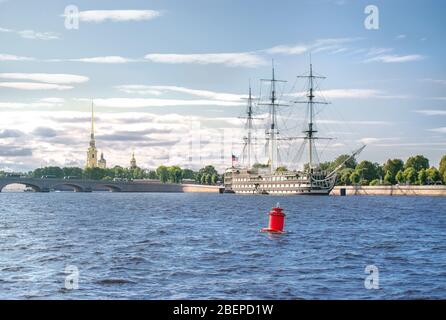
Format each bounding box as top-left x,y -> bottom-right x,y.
86,100 -> 98,168
91,100 -> 95,139
89,100 -> 96,148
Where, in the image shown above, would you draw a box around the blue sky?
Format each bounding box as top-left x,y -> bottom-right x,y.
0,0 -> 445,171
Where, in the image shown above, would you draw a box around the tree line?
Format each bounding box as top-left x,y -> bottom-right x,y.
2,154 -> 446,186
251,154 -> 446,186
320,154 -> 446,186
0,165 -> 222,185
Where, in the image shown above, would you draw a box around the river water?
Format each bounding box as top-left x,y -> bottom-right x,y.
0,192 -> 445,299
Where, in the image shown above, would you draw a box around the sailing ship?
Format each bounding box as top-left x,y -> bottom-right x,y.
224,63 -> 365,195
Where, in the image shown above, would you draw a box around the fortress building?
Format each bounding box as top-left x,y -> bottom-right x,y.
98,152 -> 107,169
86,102 -> 106,169
130,152 -> 137,169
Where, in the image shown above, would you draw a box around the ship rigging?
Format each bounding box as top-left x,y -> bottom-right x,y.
224,62 -> 365,195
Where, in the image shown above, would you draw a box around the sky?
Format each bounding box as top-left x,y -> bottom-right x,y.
0,0 -> 445,172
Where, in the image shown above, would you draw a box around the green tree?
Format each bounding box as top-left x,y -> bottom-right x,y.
147,170 -> 158,179
369,179 -> 380,186
167,166 -> 183,183
33,166 -> 64,178
275,166 -> 288,173
426,167 -> 441,184
405,155 -> 429,172
62,167 -> 83,178
418,169 -> 427,185
182,169 -> 195,180
83,167 -> 108,180
383,159 -> 404,184
395,170 -> 405,184
355,161 -> 379,182
112,166 -> 126,179
156,166 -> 169,183
384,170 -> 394,185
252,163 -> 269,169
199,165 -> 218,176
211,174 -> 218,184
403,167 -> 417,185
318,161 -> 332,171
330,154 -> 357,171
349,171 -> 361,185
439,155 -> 446,183
339,168 -> 354,185
130,167 -> 145,180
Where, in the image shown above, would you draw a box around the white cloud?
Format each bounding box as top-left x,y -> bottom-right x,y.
0,98 -> 65,108
289,89 -> 409,99
0,73 -> 89,84
359,137 -> 399,145
414,109 -> 446,116
80,98 -> 244,108
365,47 -> 394,56
115,85 -> 163,95
419,78 -> 446,86
265,37 -> 362,55
365,54 -> 425,63
396,34 -> 407,39
428,127 -> 446,133
319,89 -> 383,99
18,30 -> 60,40
0,82 -> 73,90
0,53 -> 35,61
116,85 -> 247,101
373,142 -> 446,148
144,52 -> 266,67
0,27 -> 59,40
266,44 -> 309,55
318,120 -> 394,126
0,110 -> 245,171
69,56 -> 135,63
75,10 -> 162,23
39,97 -> 65,104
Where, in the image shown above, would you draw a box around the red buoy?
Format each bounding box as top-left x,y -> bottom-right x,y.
261,203 -> 286,234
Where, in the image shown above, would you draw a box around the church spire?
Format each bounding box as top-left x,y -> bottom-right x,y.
86,100 -> 98,168
90,100 -> 95,141
89,100 -> 96,148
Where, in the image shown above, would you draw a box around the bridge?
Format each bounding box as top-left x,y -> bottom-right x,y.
0,177 -> 224,193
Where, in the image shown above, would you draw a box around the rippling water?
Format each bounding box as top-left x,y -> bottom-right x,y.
1,192 -> 445,299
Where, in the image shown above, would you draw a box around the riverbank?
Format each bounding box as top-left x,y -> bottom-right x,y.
332,185 -> 446,196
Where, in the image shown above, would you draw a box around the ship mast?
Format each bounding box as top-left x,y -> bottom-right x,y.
308,64 -> 316,168
243,83 -> 254,169
260,62 -> 287,174
296,63 -> 329,170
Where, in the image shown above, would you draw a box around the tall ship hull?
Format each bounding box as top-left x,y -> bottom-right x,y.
225,168 -> 336,195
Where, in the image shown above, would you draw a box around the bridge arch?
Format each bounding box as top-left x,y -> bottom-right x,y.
0,182 -> 42,192
95,183 -> 122,192
50,182 -> 85,192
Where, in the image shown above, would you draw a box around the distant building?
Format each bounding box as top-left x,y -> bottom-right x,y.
86,102 -> 106,169
98,152 -> 107,169
130,152 -> 137,169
